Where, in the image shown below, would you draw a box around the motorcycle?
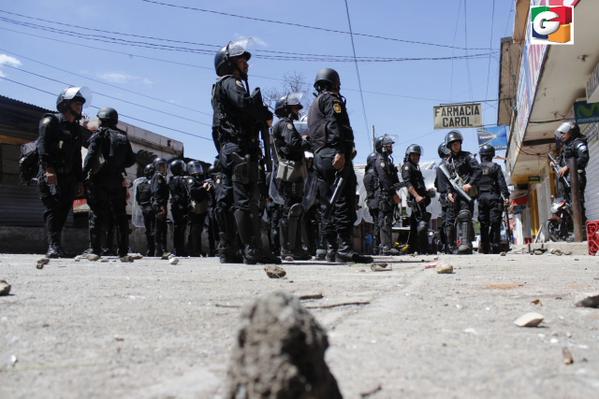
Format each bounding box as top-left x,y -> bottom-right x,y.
546,197 -> 573,242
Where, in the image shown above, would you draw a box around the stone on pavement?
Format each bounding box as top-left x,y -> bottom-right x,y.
436,262 -> 454,274
225,291 -> 342,399
514,312 -> 544,327
0,279 -> 11,296
264,265 -> 286,279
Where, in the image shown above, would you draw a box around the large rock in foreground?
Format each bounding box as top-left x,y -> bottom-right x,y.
225,291 -> 342,399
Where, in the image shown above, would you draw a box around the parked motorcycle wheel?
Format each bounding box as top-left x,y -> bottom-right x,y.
546,220 -> 562,242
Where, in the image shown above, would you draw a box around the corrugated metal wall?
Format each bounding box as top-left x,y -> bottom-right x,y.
583,123 -> 599,222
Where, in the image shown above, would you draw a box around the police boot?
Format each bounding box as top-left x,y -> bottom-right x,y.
146,242 -> 155,257
381,246 -> 400,256
315,248 -> 327,260
478,223 -> 490,254
336,231 -> 373,264
46,243 -> 62,258
234,210 -> 257,265
445,225 -> 457,254
457,221 -> 474,255
279,219 -> 294,261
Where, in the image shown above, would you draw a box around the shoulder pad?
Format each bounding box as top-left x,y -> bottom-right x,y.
575,141 -> 588,150
40,114 -> 59,127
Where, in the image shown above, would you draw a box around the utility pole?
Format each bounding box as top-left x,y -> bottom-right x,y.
568,157 -> 585,242
371,125 -> 376,152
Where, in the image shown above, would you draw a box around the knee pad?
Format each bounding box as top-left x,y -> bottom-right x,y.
457,209 -> 472,222
288,203 -> 303,218
232,160 -> 249,184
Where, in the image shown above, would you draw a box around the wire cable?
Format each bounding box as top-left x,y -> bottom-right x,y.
343,0 -> 370,141
141,0 -> 493,51
3,64 -> 212,127
0,76 -> 212,141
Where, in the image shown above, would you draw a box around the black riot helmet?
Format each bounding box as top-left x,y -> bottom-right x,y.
170,159 -> 186,176
374,136 -> 386,154
555,121 -> 580,142
56,86 -> 87,116
314,68 -> 341,92
479,144 -> 495,160
445,130 -> 463,148
274,92 -> 304,119
97,107 -> 118,127
381,135 -> 395,154
214,40 -> 252,77
405,144 -> 422,157
153,157 -> 168,174
438,143 -> 450,159
187,160 -> 205,177
366,152 -> 377,170
144,163 -> 155,178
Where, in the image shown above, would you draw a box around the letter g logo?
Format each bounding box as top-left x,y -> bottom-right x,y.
533,11 -> 560,36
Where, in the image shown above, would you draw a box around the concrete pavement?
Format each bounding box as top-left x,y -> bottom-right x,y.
0,252 -> 598,398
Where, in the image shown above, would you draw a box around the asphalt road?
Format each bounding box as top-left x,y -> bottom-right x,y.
1,252 -> 598,398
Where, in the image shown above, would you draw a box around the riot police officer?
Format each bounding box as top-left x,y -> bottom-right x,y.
151,157 -> 169,256
186,160 -> 211,256
83,107 -> 135,260
477,144 -> 509,254
308,68 -> 372,263
402,144 -> 433,255
434,143 -> 451,253
211,40 -> 279,264
363,151 -> 380,254
37,87 -> 87,258
272,93 -> 311,260
438,130 -> 481,254
136,163 -> 155,256
556,121 -> 590,223
168,159 -> 189,256
374,136 -> 402,256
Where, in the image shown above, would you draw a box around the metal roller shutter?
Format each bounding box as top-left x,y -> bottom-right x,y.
582,123 -> 599,221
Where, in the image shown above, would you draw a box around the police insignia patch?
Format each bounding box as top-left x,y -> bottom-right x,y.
381,162 -> 386,168
235,80 -> 244,88
404,166 -> 409,171
287,123 -> 294,129
333,102 -> 342,114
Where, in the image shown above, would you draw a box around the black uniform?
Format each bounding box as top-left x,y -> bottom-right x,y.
363,159 -> 380,254
169,174 -> 190,256
187,176 -> 210,256
439,151 -> 481,254
151,171 -> 169,255
434,169 -> 449,253
83,126 -> 135,257
135,176 -> 155,256
374,152 -> 401,255
37,113 -> 84,256
211,75 -> 273,264
477,161 -> 509,254
308,90 -> 369,263
272,117 -> 310,259
560,136 -> 590,222
402,161 -> 431,254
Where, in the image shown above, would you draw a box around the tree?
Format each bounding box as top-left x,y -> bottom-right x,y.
264,72 -> 312,111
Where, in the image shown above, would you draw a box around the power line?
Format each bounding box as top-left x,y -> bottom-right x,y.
343,0 -> 369,141
0,9 -> 486,61
463,0 -> 473,99
3,64 -> 212,127
0,76 -> 212,141
141,0 -> 493,51
0,15 -> 495,63
0,26 -> 498,104
0,47 -> 211,116
484,0 -> 496,101
449,0 -> 464,101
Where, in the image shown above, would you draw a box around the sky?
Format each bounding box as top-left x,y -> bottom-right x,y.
0,0 -> 514,163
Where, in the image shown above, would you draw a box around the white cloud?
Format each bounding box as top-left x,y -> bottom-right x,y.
99,72 -> 153,86
0,54 -> 21,78
0,54 -> 21,67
